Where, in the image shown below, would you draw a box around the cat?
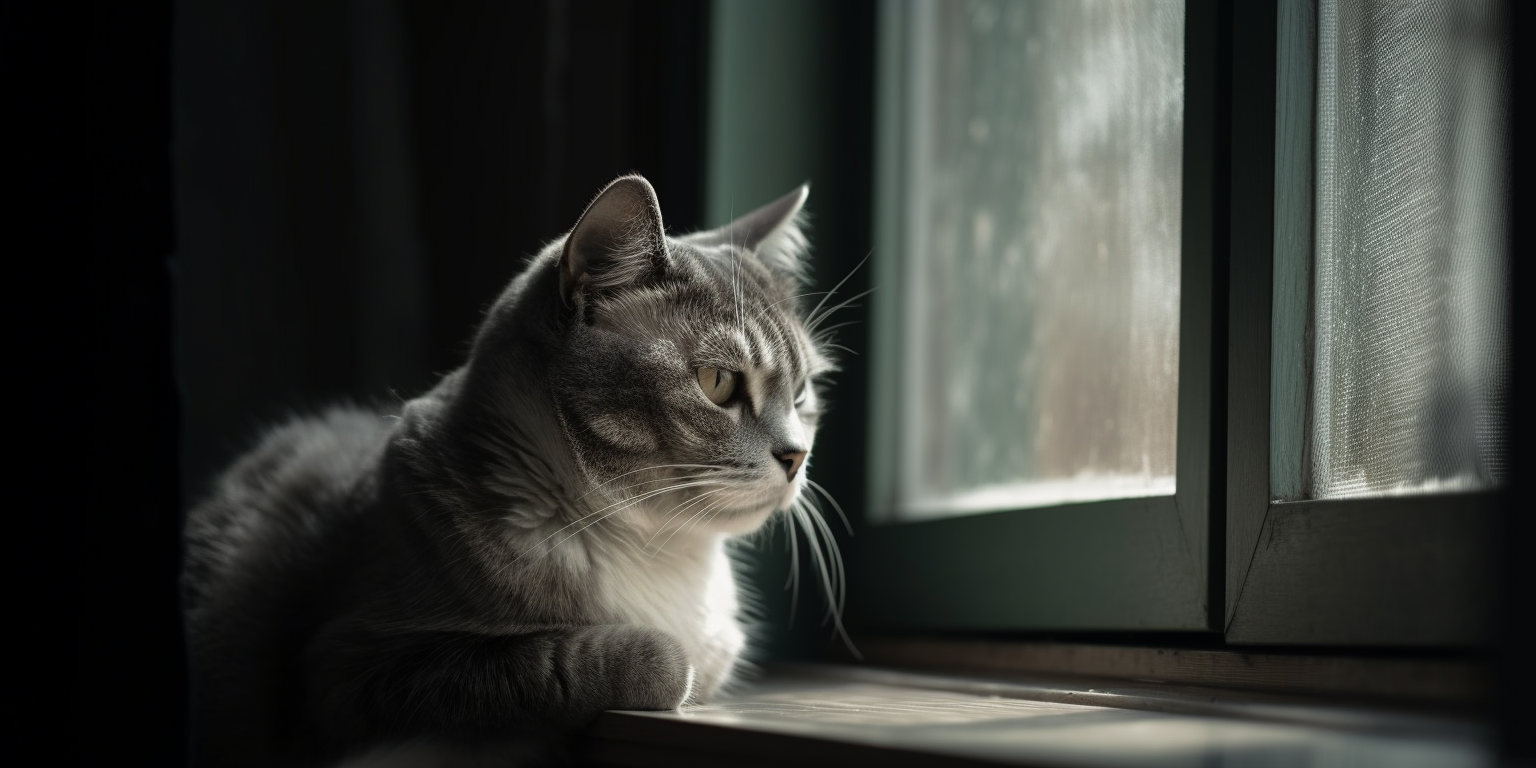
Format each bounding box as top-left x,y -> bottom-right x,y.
181,175 -> 842,766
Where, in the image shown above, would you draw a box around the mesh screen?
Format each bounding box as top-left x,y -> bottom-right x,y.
1308,0 -> 1508,498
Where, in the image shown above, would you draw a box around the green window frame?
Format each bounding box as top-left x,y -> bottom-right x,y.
708,0 -> 1502,652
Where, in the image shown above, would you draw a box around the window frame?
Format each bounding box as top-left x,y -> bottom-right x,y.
849,0 -> 1220,633
710,0 -> 1499,650
1222,0 -> 1496,647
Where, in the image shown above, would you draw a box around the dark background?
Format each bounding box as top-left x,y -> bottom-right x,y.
71,1 -> 873,763
173,0 -> 711,494
58,0 -> 1529,765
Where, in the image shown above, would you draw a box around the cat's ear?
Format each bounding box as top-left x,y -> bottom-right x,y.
705,184 -> 811,281
560,175 -> 669,305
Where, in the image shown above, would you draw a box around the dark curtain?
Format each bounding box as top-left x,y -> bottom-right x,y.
175,0 -> 709,496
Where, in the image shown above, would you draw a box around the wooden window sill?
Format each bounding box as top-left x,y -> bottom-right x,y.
576,663 -> 1490,768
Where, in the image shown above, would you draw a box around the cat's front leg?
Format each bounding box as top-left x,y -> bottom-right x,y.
304,622 -> 693,752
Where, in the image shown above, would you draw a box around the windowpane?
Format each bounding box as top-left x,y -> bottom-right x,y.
1305,0 -> 1508,499
893,0 -> 1184,520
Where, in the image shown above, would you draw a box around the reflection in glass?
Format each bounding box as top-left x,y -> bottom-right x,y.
1307,0 -> 1508,499
896,0 -> 1184,519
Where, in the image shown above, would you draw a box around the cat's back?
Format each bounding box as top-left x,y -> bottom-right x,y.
184,406 -> 397,765
184,406 -> 392,601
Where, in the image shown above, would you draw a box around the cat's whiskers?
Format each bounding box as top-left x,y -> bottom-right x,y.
784,505 -> 800,626
650,495 -> 732,555
587,472 -> 719,502
811,321 -> 863,360
729,207 -> 744,332
537,476 -> 734,556
805,287 -> 875,337
801,251 -> 871,331
679,494 -> 735,540
644,486 -> 733,550
792,500 -> 839,630
750,290 -> 832,325
802,481 -> 854,626
804,478 -> 854,535
476,473 -> 721,567
552,479 -> 723,540
509,479 -> 725,565
803,497 -> 847,620
809,320 -> 860,341
786,490 -> 860,659
669,504 -> 732,560
576,463 -> 725,501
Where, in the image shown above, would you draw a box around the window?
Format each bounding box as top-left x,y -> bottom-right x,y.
713,0 -> 1508,648
856,0 -> 1212,632
875,0 -> 1185,522
1225,0 -> 1506,645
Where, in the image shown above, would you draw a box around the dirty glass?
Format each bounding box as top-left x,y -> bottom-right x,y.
895,0 -> 1185,520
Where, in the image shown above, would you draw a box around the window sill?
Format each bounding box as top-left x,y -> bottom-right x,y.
576,663 -> 1490,768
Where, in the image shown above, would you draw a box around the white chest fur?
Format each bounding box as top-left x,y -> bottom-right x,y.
593,537 -> 745,702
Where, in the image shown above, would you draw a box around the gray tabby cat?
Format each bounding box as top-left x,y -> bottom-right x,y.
182,176 -> 839,766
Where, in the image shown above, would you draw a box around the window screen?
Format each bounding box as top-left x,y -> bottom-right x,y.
890,0 -> 1185,520
1305,0 -> 1508,500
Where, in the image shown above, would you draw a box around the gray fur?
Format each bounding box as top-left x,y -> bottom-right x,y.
183,175 -> 830,766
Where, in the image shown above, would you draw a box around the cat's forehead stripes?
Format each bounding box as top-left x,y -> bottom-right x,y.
698,322 -> 806,390
678,243 -> 818,369
588,237 -> 826,406
744,319 -> 777,370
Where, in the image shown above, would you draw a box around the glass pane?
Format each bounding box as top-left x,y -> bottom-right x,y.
1307,0 -> 1508,499
895,0 -> 1184,520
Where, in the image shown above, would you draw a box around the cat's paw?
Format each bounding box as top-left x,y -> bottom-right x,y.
598,625 -> 693,711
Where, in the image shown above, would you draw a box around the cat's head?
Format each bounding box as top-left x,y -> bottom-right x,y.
520,176 -> 831,539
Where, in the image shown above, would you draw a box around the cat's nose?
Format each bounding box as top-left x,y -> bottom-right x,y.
773,449 -> 808,481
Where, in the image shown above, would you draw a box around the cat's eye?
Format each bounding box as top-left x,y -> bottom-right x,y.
794,381 -> 810,407
696,367 -> 737,405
